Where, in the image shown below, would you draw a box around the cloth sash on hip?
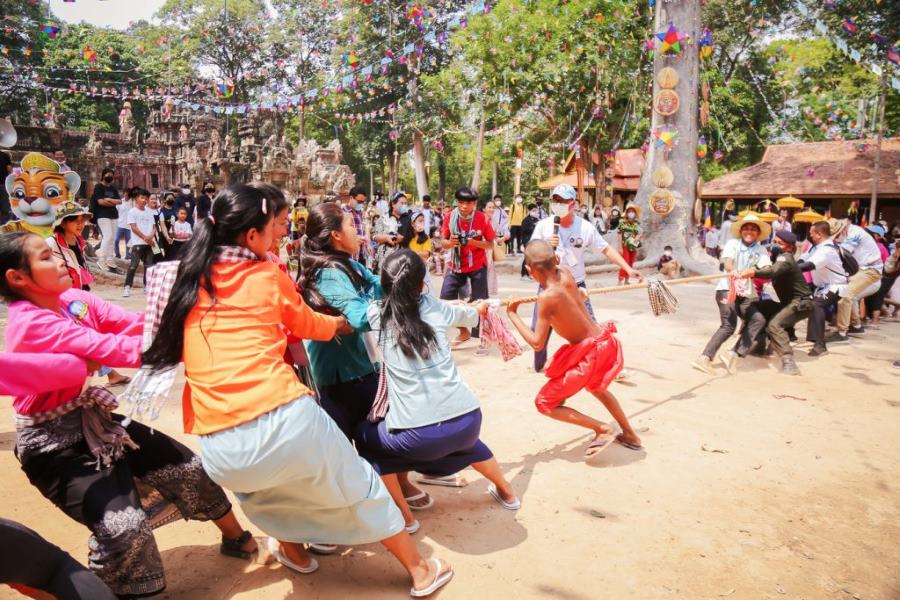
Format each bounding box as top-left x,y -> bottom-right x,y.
16,386 -> 138,469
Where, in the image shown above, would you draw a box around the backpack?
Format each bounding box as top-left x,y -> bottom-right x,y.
827,243 -> 859,277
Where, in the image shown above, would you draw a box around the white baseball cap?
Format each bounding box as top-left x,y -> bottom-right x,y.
550,183 -> 577,201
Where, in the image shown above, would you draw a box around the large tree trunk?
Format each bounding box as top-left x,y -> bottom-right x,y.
388,152 -> 398,194
632,0 -> 714,275
491,161 -> 498,197
438,154 -> 447,202
470,109 -> 486,193
412,131 -> 429,200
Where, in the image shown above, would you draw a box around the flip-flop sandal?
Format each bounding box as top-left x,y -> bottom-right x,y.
404,491 -> 434,511
220,530 -> 255,560
267,537 -> 319,574
450,336 -> 471,348
417,474 -> 468,488
307,543 -> 338,555
615,435 -> 644,451
410,558 -> 454,598
107,376 -> 132,387
585,430 -> 617,457
405,520 -> 421,535
487,484 -> 521,510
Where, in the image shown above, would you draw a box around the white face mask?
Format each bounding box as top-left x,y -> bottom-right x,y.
626,211 -> 636,219
664,250 -> 672,257
550,203 -> 570,218
182,188 -> 190,195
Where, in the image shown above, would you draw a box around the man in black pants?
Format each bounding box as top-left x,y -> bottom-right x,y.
737,230 -> 812,375
440,187 -> 495,344
796,220 -> 849,357
122,188 -> 156,298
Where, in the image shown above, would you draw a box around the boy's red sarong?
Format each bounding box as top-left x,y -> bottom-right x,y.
534,322 -> 623,414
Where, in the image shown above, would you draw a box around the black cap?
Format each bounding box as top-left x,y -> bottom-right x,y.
455,187 -> 478,202
775,229 -> 797,246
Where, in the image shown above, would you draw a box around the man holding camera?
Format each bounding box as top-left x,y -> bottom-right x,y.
441,187 -> 496,344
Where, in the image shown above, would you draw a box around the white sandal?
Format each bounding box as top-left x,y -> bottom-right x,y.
404,491 -> 434,511
487,484 -> 521,510
410,558 -> 454,597
405,520 -> 421,535
267,537 -> 319,574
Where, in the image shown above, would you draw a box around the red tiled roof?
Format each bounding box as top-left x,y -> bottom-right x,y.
702,139 -> 900,199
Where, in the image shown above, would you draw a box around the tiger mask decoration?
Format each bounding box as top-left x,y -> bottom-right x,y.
4,152 -> 82,237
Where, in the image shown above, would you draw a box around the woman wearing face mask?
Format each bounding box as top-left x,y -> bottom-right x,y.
617,204 -> 642,285
197,181 -> 215,221
520,204 -> 540,278
372,192 -> 409,273
174,184 -> 197,225
591,206 -> 607,235
90,168 -> 122,273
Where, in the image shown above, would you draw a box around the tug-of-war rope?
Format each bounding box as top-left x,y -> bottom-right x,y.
496,273 -> 727,315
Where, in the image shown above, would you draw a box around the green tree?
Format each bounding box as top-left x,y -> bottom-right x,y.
0,0 -> 52,121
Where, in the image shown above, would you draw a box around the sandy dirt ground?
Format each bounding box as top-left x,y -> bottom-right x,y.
2,269 -> 899,600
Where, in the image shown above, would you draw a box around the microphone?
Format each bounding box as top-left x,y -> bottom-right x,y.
553,216 -> 560,235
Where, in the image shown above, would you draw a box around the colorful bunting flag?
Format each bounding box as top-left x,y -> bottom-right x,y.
38,21 -> 61,40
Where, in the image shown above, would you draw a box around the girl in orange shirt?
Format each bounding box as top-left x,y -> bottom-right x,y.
141,184 -> 453,597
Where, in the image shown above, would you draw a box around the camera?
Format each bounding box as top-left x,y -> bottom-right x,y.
458,231 -> 469,247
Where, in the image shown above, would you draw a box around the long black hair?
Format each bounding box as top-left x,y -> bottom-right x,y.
298,202 -> 365,312
249,181 -> 287,214
142,184 -> 275,370
0,231 -> 33,303
379,249 -> 438,359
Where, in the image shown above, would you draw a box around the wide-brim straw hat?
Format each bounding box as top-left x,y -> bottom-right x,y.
828,218 -> 848,238
731,211 -> 771,240
624,203 -> 641,218
53,200 -> 92,229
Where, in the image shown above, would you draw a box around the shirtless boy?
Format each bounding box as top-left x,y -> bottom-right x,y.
506,240 -> 642,456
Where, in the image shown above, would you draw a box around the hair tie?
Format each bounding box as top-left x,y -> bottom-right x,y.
261,198 -> 268,214
209,215 -> 216,225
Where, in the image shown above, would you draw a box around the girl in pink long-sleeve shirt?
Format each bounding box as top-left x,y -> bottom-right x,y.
1,231 -> 256,596
0,353 -> 91,397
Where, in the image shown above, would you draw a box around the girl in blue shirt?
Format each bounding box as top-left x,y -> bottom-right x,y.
356,249 -> 520,532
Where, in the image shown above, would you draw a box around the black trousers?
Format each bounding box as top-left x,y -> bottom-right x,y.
124,244 -> 155,288
767,297 -> 813,356
18,413 -> 231,596
508,225 -> 521,252
0,518 -> 115,600
702,291 -> 766,359
440,266 -> 488,337
807,290 -> 839,348
319,372 -> 379,441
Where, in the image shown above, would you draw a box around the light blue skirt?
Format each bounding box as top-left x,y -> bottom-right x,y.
200,396 -> 404,545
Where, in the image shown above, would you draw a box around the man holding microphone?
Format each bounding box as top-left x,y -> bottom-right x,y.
528,184 -> 641,371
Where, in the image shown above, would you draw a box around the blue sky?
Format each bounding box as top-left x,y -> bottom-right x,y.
49,0 -> 167,30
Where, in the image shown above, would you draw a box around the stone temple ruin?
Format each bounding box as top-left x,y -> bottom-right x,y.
6,103 -> 355,200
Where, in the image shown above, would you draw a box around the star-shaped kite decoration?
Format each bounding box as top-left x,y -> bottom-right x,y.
655,24 -> 689,55
653,126 -> 678,148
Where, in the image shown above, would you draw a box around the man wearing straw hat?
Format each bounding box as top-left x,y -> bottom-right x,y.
529,183 -> 640,372
827,218 -> 884,344
693,212 -> 772,375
